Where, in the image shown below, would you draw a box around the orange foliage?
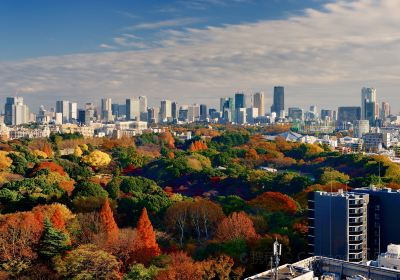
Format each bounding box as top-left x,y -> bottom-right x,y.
249,192 -> 298,214
101,136 -> 135,150
99,199 -> 119,243
155,252 -> 203,280
189,140 -> 208,152
0,211 -> 44,262
134,208 -> 161,264
51,206 -> 66,231
59,181 -> 75,196
293,221 -> 308,235
29,139 -> 53,157
215,212 -> 258,241
160,131 -> 175,149
33,161 -> 67,176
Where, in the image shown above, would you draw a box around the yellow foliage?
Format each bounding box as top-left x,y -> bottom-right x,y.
82,150 -> 111,167
81,144 -> 89,151
74,146 -> 83,157
186,154 -> 211,171
32,149 -> 48,159
0,151 -> 12,171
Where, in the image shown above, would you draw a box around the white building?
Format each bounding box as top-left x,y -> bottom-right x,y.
160,100 -> 172,122
4,97 -> 29,126
56,100 -> 70,123
253,92 -> 265,116
126,98 -> 140,121
378,244 -> 400,271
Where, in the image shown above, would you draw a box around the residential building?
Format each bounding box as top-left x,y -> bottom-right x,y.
377,244 -> 400,271
354,120 -> 370,138
362,133 -> 384,152
309,191 -> 369,262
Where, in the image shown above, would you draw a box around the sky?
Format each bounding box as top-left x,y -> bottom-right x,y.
0,0 -> 399,112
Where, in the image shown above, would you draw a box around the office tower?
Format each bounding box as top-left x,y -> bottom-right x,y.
4,97 -> 29,126
271,86 -> 284,114
234,92 -> 246,109
235,108 -> 247,124
321,109 -> 334,121
178,106 -> 189,122
381,102 -> 390,119
364,101 -> 378,125
309,191 -> 369,262
160,100 -> 172,121
171,102 -> 178,121
361,87 -> 377,120
111,104 -> 119,117
208,108 -> 219,120
126,98 -> 140,120
118,104 -> 126,117
101,98 -> 112,121
139,96 -> 148,121
354,120 -> 370,138
200,104 -> 207,121
253,92 -> 265,116
353,187 -> 400,260
220,97 -> 228,112
188,104 -> 200,123
56,100 -> 70,123
227,97 -> 235,122
337,107 -> 361,124
77,109 -> 86,124
246,107 -> 258,124
288,107 -> 304,121
69,102 -> 77,121
147,107 -> 160,124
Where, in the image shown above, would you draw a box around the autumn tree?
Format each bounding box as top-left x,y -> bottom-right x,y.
99,199 -> 119,243
54,244 -> 121,279
165,201 -> 191,246
202,255 -> 244,280
133,208 -> 161,264
39,218 -> 70,259
155,252 -> 203,280
215,211 -> 258,241
82,150 -> 112,168
0,151 -> 12,171
159,131 -> 175,149
249,192 -> 298,214
51,205 -> 66,231
189,140 -> 208,152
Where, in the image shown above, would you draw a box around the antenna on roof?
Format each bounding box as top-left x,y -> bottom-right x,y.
273,238 -> 282,280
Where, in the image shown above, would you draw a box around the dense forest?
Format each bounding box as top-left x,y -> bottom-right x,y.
0,125 -> 398,279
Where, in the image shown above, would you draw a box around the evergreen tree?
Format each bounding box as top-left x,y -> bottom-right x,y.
40,218 -> 70,258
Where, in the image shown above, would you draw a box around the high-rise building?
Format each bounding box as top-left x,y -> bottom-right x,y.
337,107 -> 361,125
200,104 -> 207,121
69,102 -> 77,121
354,120 -> 370,138
288,107 -> 304,121
381,102 -> 391,119
234,92 -> 246,109
56,100 -> 70,123
321,109 -> 335,121
271,86 -> 284,115
246,107 -> 258,124
160,100 -> 172,122
353,187 -> 400,260
126,98 -> 140,120
309,191 -> 369,263
139,96 -> 148,121
4,97 -> 29,126
101,98 -> 112,121
361,87 -> 377,120
235,108 -> 247,124
188,104 -> 200,123
147,107 -> 160,124
365,101 -> 378,125
253,92 -> 265,116
171,102 -> 178,121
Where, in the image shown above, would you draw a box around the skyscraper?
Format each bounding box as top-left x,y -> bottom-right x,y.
200,104 -> 208,121
381,102 -> 391,119
139,96 -> 148,121
253,92 -> 265,116
309,191 -> 369,262
188,104 -> 200,123
56,100 -> 70,123
160,100 -> 172,121
271,86 -> 284,115
101,98 -> 112,121
126,98 -> 140,120
4,97 -> 29,126
234,92 -> 246,109
361,87 -> 377,120
337,107 -> 361,124
69,102 -> 77,121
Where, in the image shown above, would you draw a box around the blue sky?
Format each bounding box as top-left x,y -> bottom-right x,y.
0,0 -> 333,60
0,0 -> 399,112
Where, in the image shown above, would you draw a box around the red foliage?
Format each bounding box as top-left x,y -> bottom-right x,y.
99,199 -> 119,243
32,161 -> 67,176
249,192 -> 298,214
164,186 -> 174,197
51,206 -> 66,231
189,140 -> 208,152
160,131 -> 175,149
134,208 -> 161,264
59,181 -> 75,196
215,212 -> 258,241
155,251 -> 203,280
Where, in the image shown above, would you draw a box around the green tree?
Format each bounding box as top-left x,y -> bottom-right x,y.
124,264 -> 158,280
40,218 -> 70,258
72,181 -> 108,198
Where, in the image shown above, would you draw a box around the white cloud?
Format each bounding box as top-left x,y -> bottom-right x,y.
125,17 -> 201,30
1,0 -> 400,111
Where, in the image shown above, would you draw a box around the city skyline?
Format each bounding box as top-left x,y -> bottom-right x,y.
1,0 -> 400,111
